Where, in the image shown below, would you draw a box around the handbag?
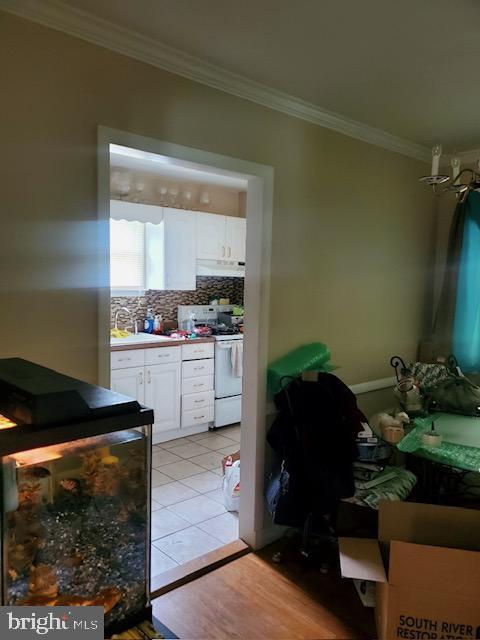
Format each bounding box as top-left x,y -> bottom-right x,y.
430,371 -> 480,416
265,459 -> 304,527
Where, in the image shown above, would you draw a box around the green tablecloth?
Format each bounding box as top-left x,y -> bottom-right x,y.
397,412 -> 480,472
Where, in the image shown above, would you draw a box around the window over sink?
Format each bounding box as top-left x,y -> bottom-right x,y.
110,218 -> 146,293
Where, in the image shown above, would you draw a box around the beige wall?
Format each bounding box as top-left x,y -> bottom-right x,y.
110,167 -> 246,217
0,12 -> 434,385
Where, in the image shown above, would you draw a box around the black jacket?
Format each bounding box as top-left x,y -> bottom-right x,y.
266,373 -> 364,524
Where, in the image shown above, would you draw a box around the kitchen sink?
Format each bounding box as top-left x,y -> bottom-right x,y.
110,333 -> 174,347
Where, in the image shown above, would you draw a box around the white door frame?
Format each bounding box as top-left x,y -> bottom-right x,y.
97,127 -> 274,548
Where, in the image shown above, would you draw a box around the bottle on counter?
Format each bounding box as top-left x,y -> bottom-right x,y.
153,314 -> 164,334
187,312 -> 196,337
144,307 -> 154,334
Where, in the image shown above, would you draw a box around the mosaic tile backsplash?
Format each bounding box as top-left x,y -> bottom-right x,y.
111,276 -> 244,327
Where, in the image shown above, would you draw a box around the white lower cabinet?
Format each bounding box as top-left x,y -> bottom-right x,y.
145,361 -> 181,441
182,405 -> 215,428
181,347 -> 215,431
181,389 -> 215,413
110,366 -> 145,404
110,343 -> 215,443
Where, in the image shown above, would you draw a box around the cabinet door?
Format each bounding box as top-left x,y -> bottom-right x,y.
110,366 -> 145,404
225,217 -> 246,262
145,361 -> 181,434
163,208 -> 196,290
196,212 -> 226,260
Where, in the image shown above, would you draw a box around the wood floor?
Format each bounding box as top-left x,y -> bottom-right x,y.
153,542 -> 375,640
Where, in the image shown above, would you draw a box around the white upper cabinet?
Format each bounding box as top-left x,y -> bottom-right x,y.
110,200 -> 245,290
196,212 -> 226,260
163,208 -> 196,290
145,207 -> 196,291
196,212 -> 246,263
225,217 -> 246,262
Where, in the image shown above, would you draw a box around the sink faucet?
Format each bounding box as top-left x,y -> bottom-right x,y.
114,307 -> 138,333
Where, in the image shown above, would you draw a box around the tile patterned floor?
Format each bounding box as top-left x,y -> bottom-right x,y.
151,424 -> 240,579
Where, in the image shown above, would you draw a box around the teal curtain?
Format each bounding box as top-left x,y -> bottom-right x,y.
453,191 -> 480,371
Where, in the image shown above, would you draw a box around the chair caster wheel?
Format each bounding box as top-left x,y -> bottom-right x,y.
272,552 -> 283,564
319,562 -> 329,575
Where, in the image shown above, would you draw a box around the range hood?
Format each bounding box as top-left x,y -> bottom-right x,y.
196,259 -> 245,278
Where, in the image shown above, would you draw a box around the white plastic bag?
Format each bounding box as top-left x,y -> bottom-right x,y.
222,459 -> 240,512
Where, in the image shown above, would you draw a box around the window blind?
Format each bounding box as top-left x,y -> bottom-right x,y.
110,219 -> 146,290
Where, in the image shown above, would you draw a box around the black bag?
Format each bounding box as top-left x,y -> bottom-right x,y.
265,460 -> 305,527
430,372 -> 480,416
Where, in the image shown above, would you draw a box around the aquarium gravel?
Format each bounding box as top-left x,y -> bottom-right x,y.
6,433 -> 148,629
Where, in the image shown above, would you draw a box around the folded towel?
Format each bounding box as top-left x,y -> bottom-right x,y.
230,341 -> 243,378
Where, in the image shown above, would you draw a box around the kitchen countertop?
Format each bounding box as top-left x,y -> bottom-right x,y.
110,335 -> 215,351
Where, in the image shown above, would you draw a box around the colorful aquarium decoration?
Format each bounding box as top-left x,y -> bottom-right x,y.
2,430 -> 150,630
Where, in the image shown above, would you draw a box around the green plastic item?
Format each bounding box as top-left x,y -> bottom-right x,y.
352,466 -> 417,510
267,342 -> 333,397
397,415 -> 480,472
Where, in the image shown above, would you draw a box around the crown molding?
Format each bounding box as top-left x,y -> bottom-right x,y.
0,0 -> 432,162
440,148 -> 480,168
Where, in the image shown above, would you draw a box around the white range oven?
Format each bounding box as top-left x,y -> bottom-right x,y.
213,333 -> 243,428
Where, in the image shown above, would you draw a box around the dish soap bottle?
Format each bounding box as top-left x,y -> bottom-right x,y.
144,307 -> 154,334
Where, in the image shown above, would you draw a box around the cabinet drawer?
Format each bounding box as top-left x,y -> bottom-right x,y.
182,390 -> 215,412
111,349 -> 144,370
182,375 -> 214,395
144,346 -> 180,366
182,358 -> 214,379
181,342 -> 214,361
182,405 -> 215,428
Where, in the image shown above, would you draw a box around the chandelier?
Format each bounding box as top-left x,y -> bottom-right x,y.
419,144 -> 480,201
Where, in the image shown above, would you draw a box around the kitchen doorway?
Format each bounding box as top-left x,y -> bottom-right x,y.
97,127 -> 273,593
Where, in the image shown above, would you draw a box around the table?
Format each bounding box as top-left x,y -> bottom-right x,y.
397,412 -> 480,502
398,412 -> 480,472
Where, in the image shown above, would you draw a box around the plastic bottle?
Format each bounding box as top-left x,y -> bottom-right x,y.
153,314 -> 164,334
187,312 -> 196,337
144,307 -> 154,334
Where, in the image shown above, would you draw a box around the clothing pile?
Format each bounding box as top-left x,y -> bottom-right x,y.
265,372 -> 365,527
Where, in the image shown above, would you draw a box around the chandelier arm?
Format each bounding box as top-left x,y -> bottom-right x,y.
432,182 -> 448,196
453,168 -> 475,184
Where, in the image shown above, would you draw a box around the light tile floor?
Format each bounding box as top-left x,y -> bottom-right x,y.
151,424 -> 240,579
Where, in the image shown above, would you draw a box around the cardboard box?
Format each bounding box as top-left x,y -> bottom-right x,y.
339,501 -> 480,640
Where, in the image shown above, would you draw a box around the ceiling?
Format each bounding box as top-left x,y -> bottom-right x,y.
110,145 -> 248,189
40,0 -> 480,151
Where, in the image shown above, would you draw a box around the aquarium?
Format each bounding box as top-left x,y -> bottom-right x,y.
0,358 -> 154,637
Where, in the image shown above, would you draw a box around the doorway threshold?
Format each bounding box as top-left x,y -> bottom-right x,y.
151,539 -> 250,598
